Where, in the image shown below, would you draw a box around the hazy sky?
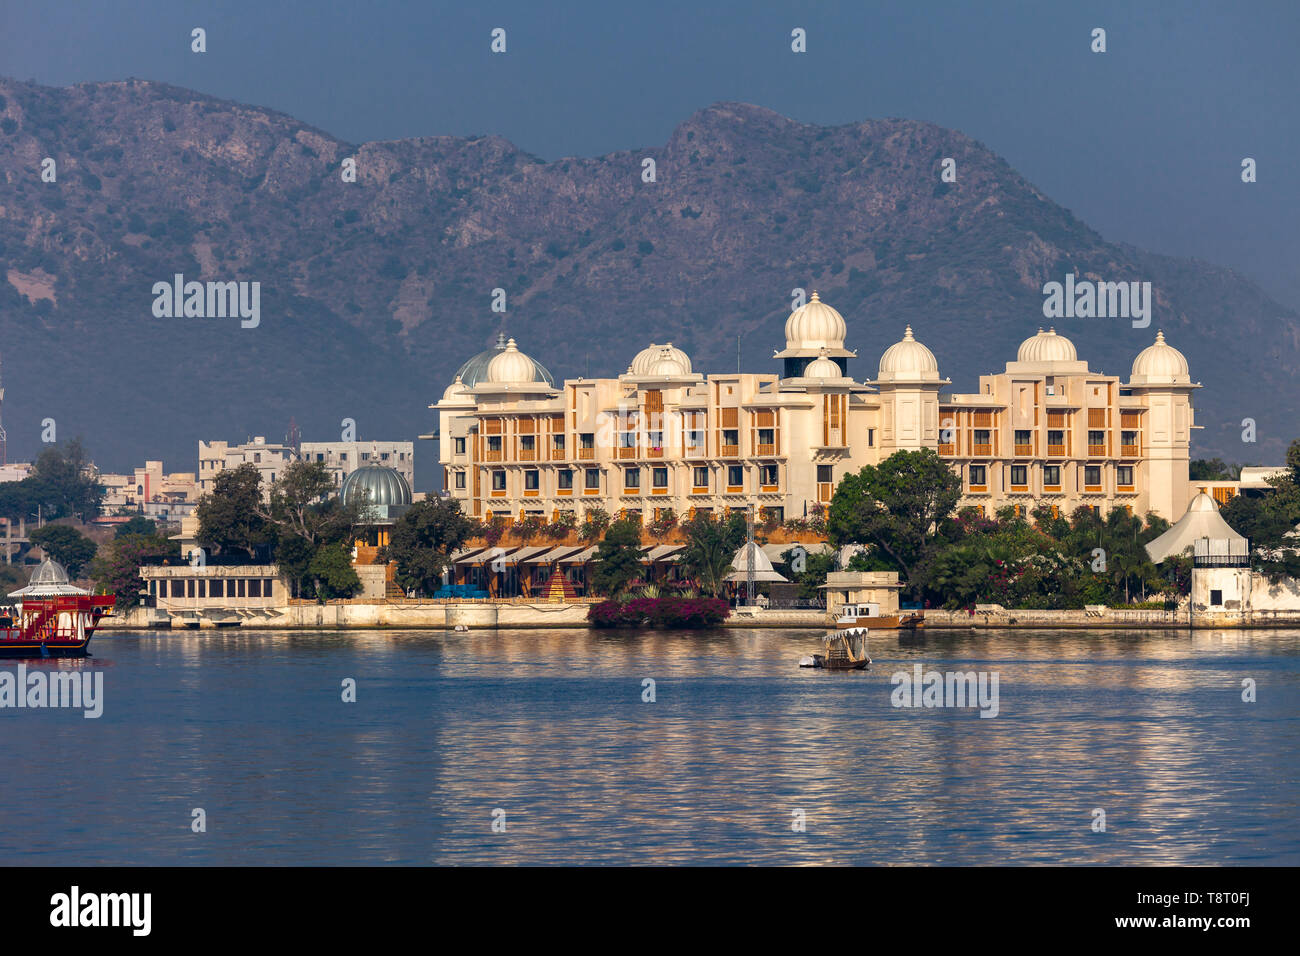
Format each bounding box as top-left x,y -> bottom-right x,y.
2,0 -> 1296,308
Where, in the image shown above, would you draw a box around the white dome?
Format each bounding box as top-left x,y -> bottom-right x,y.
649,355 -> 689,377
485,338 -> 536,384
630,342 -> 692,376
877,326 -> 939,381
1130,330 -> 1190,384
442,376 -> 469,401
803,353 -> 843,379
784,292 -> 847,351
1017,327 -> 1078,363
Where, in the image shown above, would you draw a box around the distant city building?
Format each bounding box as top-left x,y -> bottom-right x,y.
97,460 -> 199,519
0,462 -> 32,484
299,441 -> 414,492
198,437 -> 295,499
432,298 -> 1211,525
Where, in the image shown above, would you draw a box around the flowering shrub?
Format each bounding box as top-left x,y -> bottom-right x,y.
587,596 -> 731,629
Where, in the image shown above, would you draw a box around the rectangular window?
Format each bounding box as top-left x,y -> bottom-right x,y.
647,431 -> 663,449
249,579 -> 262,598
264,580 -> 273,598
722,429 -> 739,446
552,434 -> 565,450
687,429 -> 705,451
454,471 -> 466,489
1010,465 -> 1028,485
652,467 -> 668,488
524,470 -> 539,490
973,429 -> 991,445
558,469 -> 574,490
757,428 -> 774,446
1117,466 -> 1134,486
585,468 -> 601,490
625,468 -> 640,489
580,433 -> 594,449
693,466 -> 708,488
618,430 -> 637,449
969,465 -> 987,486
170,579 -> 183,598
1088,430 -> 1105,446
1043,465 -> 1061,486
1210,589 -> 1223,606
487,436 -> 502,452
1014,429 -> 1031,446
1085,465 -> 1102,486
867,428 -> 875,447
520,436 -> 535,451
817,465 -> 833,483
454,437 -> 466,455
760,464 -> 778,485
210,579 -> 223,598
727,465 -> 744,488
1048,430 -> 1064,447
492,470 -> 506,491
187,579 -> 195,598
238,579 -> 246,598
198,580 -> 206,598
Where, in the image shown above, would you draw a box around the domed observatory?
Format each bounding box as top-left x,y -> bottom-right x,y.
869,326 -> 948,453
341,463 -> 413,548
774,292 -> 856,379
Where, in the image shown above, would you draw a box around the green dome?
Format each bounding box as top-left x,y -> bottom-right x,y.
341,464 -> 412,508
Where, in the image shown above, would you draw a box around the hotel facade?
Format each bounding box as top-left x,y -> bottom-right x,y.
431,296 -> 1198,527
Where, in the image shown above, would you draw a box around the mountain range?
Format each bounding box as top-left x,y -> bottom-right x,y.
0,76 -> 1295,483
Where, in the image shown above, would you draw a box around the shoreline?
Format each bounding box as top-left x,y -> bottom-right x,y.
97,602 -> 1300,631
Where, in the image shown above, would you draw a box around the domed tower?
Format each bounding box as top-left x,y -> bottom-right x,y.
622,343 -> 701,384
1007,327 -> 1088,373
342,462 -> 413,546
454,331 -> 554,388
1128,330 -> 1199,519
773,292 -> 856,379
468,337 -> 557,396
870,326 -> 948,453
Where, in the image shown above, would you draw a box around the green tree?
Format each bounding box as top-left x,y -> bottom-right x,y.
589,518 -> 644,596
384,497 -> 477,596
115,515 -> 158,537
196,463 -> 273,559
826,449 -> 962,596
679,512 -> 747,597
307,543 -> 361,601
29,523 -> 99,577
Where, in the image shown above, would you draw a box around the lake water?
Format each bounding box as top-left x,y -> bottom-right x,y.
2,627 -> 1296,865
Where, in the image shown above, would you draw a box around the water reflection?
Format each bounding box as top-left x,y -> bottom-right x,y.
0,626 -> 1296,865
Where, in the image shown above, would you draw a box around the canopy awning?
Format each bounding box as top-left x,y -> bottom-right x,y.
559,546 -> 599,564
497,546 -> 552,565
524,546 -> 583,564
1145,491 -> 1248,563
642,545 -> 684,562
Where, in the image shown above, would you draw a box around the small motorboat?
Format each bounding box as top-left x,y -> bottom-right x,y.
834,602 -> 924,630
799,627 -> 871,670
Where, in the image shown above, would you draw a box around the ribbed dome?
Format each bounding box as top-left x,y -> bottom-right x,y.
1130,330 -> 1190,384
1017,327 -> 1078,363
784,292 -> 847,351
649,355 -> 689,377
442,376 -> 469,401
877,326 -> 940,381
341,464 -> 412,508
803,352 -> 844,379
486,338 -> 538,384
29,557 -> 70,586
630,342 -> 692,376
454,332 -> 554,387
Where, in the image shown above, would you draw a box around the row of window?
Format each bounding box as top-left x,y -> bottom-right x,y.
311,451 -> 407,463
456,428 -> 780,457
151,578 -> 276,599
966,464 -> 1135,488
957,429 -> 1140,449
474,464 -> 783,493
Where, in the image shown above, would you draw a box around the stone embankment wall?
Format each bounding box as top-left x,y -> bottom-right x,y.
100,601 -> 1300,630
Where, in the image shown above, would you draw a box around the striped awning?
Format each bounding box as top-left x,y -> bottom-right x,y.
642,545 -> 684,562
524,546 -> 583,564
559,546 -> 599,563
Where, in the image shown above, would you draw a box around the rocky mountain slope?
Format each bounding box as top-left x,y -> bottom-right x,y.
0,77 -> 1293,478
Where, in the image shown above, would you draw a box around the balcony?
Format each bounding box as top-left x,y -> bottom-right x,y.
938,443 -> 955,456
756,443 -> 776,457
646,447 -> 665,459
1047,444 -> 1066,457
816,482 -> 833,503
720,444 -> 740,458
972,443 -> 993,456
617,446 -> 638,460
484,449 -> 503,463
577,447 -> 595,461
1013,444 -> 1033,456
1087,444 -> 1107,457
518,449 -> 536,462
1120,444 -> 1140,457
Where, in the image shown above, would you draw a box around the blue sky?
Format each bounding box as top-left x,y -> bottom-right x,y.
2,0 -> 1296,307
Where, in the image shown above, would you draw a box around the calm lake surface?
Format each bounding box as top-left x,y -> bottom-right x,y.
2,626 -> 1297,865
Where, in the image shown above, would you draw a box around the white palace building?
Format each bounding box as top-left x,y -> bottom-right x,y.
431,294 -> 1199,528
